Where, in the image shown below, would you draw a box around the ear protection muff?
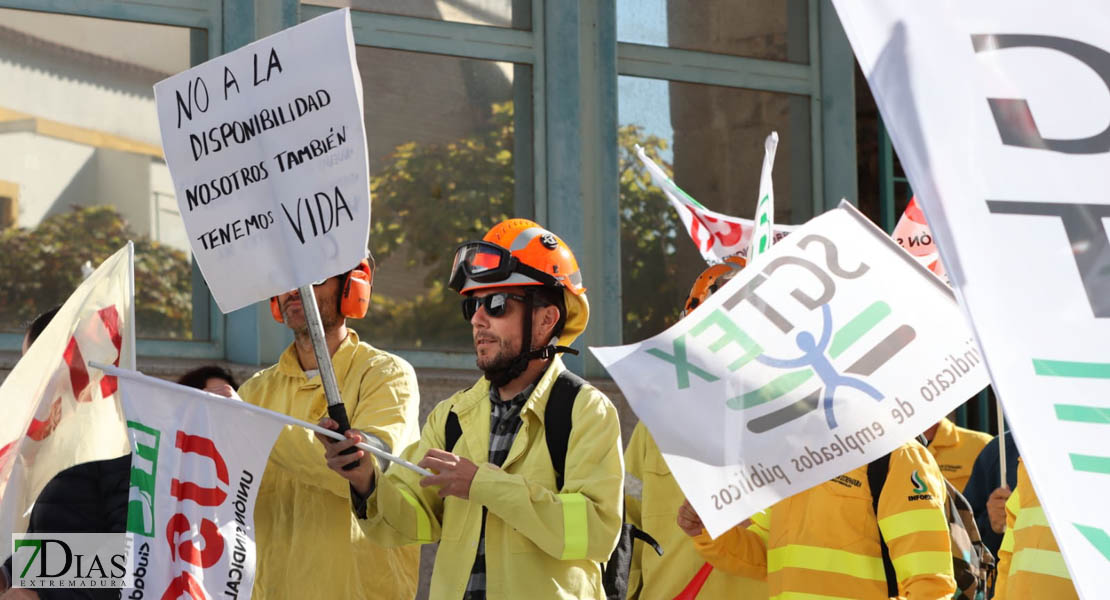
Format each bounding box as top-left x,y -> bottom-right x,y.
339,259 -> 373,319
269,259 -> 374,323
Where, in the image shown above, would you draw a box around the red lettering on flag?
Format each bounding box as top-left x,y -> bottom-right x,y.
161,570 -> 209,600
63,337 -> 90,401
97,306 -> 123,397
166,513 -> 225,568
170,432 -> 229,506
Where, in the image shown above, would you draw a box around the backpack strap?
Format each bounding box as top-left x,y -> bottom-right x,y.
444,411 -> 462,453
545,370 -> 585,491
867,453 -> 899,598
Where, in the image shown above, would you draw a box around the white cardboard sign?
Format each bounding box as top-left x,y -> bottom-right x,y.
592,203 -> 988,537
154,8 -> 370,313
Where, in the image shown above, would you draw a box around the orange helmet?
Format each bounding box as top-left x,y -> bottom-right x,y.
682,256 -> 746,318
449,219 -> 589,346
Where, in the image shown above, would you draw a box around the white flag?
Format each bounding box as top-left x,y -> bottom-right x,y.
0,244 -> 135,555
635,145 -> 797,264
591,202 -> 988,537
115,369 -> 284,600
748,132 -> 780,265
833,2 -> 1110,595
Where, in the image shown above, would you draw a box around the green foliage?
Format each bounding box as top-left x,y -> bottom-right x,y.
0,205 -> 193,339
356,102 -> 687,348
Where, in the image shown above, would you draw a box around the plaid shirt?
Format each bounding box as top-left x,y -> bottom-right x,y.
462,383 -> 534,599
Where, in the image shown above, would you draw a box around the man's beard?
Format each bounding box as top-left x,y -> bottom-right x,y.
475,334 -> 517,373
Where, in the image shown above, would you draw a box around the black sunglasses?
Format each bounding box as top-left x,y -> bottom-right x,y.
462,292 -> 526,321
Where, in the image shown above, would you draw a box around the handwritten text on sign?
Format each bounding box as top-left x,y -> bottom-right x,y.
155,9 -> 370,313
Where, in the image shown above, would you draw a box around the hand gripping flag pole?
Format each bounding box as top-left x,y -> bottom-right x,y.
299,284 -> 361,470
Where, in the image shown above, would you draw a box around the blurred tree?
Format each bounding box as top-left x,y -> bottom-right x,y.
356,101 -> 683,348
0,205 -> 192,339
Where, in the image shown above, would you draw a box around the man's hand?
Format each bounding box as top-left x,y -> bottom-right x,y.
677,499 -> 705,537
418,448 -> 478,499
987,486 -> 1011,534
315,418 -> 374,497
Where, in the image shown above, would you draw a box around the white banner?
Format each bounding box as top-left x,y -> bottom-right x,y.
591,203 -> 988,537
0,244 -> 135,556
155,8 -> 370,313
117,370 -> 283,600
833,2 -> 1110,595
748,132 -> 779,265
635,145 -> 797,264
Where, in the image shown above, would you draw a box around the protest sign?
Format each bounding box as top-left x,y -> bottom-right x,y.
635,145 -> 797,265
591,202 -> 988,537
748,132 -> 779,265
0,244 -> 134,557
154,8 -> 370,313
892,197 -> 947,283
833,2 -> 1110,594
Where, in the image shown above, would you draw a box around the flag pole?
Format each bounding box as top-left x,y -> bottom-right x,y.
126,241 -> 137,370
298,284 -> 360,469
996,396 -> 1007,488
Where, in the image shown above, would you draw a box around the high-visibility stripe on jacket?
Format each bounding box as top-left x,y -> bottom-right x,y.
926,418 -> 991,491
356,356 -> 625,599
624,423 -> 767,599
238,331 -> 422,600
694,441 -> 956,599
994,460 -> 1077,599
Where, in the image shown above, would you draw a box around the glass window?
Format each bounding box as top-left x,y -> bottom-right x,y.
0,8 -> 206,340
352,47 -> 527,351
617,0 -> 809,63
306,0 -> 528,29
618,75 -> 811,341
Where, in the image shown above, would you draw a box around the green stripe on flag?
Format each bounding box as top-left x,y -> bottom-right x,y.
1069,454 -> 1110,475
830,301 -> 891,358
1033,359 -> 1110,379
1054,404 -> 1110,424
727,370 -> 813,410
1075,524 -> 1110,561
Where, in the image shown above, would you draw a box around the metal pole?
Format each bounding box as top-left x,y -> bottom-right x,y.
997,397 -> 1008,489
298,284 -> 358,469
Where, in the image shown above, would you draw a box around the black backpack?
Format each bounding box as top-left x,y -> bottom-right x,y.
867,450 -> 996,600
445,371 -> 661,600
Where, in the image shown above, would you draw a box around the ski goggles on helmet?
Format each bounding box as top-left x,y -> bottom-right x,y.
448,241 -> 560,293
461,292 -> 527,321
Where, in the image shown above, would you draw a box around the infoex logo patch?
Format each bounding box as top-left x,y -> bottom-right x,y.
12,533 -> 134,589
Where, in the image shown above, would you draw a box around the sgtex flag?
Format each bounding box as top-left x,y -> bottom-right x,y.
591,203 -> 988,537
117,369 -> 282,600
635,145 -> 797,264
833,2 -> 1110,596
0,244 -> 134,555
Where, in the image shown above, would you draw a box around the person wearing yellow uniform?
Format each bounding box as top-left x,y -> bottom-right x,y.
994,459 -> 1077,599
239,257 -> 421,599
321,220 -> 624,599
679,441 -> 956,599
625,256 -> 766,599
921,417 -> 991,491
625,423 -> 767,599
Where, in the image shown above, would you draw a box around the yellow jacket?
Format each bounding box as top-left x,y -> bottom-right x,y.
694,441 -> 956,599
238,331 -> 421,599
926,418 -> 991,491
356,357 -> 624,599
994,460 -> 1076,599
624,423 -> 767,599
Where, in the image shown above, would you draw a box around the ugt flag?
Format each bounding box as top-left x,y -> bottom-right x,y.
591,203 -> 988,537
833,2 -> 1110,596
635,145 -> 797,264
112,367 -> 283,600
0,243 -> 135,555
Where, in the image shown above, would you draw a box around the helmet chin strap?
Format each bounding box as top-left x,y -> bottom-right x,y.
484,290 -> 579,389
